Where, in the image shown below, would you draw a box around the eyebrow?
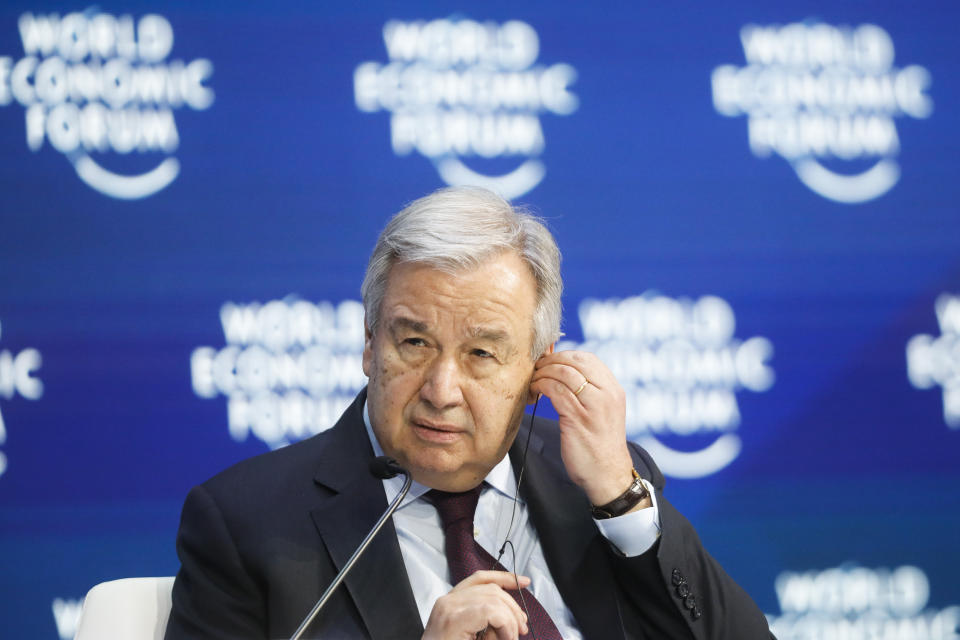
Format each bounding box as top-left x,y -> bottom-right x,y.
466,326 -> 511,344
388,316 -> 428,334
388,316 -> 512,345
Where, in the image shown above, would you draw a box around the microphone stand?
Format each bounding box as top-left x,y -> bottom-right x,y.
289,458 -> 412,640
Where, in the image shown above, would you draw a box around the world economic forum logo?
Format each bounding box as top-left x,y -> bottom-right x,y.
560,294 -> 775,479
767,562 -> 960,638
354,18 -> 578,199
0,12 -> 214,200
711,22 -> 932,204
0,319 -> 43,481
906,293 -> 960,429
190,298 -> 367,450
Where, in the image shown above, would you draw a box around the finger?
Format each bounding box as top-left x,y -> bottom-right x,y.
484,610 -> 521,640
490,586 -> 529,636
530,376 -> 592,420
486,614 -> 523,640
425,576 -> 533,640
531,362 -> 592,397
471,583 -> 529,638
530,365 -> 595,408
532,361 -> 584,385
536,349 -> 600,370
536,350 -> 616,389
463,575 -> 530,635
457,570 -> 531,591
529,374 -> 585,406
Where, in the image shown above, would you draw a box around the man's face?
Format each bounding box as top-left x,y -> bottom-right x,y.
362,251 -> 543,492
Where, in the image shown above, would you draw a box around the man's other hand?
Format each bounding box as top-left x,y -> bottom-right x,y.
422,571 -> 530,640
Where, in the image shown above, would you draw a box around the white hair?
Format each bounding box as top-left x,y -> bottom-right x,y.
361,186 -> 562,358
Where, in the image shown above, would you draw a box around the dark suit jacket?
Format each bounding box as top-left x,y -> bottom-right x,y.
165,390 -> 773,639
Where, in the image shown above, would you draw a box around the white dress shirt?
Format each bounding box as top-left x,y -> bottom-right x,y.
363,403 -> 661,638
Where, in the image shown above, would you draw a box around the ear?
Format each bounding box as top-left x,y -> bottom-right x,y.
527,342 -> 555,404
362,318 -> 374,377
535,342 -> 555,362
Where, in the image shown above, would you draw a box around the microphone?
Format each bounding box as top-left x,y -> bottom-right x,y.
289,456 -> 412,640
369,456 -> 406,480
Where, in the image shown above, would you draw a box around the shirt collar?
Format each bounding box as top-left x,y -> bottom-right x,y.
363,400 -> 521,506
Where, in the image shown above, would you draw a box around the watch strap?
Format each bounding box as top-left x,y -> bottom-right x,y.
590,469 -> 649,519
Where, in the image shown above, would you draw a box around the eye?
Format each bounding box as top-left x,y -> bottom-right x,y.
471,348 -> 494,359
403,337 -> 427,347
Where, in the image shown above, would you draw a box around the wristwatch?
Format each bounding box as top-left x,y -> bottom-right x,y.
590,469 -> 649,519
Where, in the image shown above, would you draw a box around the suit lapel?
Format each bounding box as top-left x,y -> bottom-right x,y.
309,393 -> 423,639
511,419 -> 627,640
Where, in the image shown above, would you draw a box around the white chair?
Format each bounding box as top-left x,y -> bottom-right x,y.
73,577 -> 175,640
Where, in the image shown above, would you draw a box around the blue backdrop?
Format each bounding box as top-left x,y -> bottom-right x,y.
1,1 -> 958,638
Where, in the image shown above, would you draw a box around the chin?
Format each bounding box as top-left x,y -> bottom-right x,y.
406,452 -> 479,488
406,451 -> 462,476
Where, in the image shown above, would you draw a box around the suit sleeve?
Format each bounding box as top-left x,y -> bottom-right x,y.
164,484 -> 267,640
607,442 -> 775,640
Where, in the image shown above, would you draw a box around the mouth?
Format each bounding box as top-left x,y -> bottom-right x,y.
411,418 -> 465,444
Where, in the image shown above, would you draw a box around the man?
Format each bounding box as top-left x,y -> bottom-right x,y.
165,187 -> 773,639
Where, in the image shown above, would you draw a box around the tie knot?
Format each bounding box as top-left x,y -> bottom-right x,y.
426,485 -> 483,530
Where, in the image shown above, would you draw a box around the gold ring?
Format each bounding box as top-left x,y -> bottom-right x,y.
574,380 -> 589,396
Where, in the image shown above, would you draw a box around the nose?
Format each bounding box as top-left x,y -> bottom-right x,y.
419,353 -> 465,411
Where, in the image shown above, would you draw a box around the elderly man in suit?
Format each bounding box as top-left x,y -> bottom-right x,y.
165,187 -> 773,639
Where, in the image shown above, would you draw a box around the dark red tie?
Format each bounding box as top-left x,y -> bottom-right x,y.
427,486 -> 564,640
